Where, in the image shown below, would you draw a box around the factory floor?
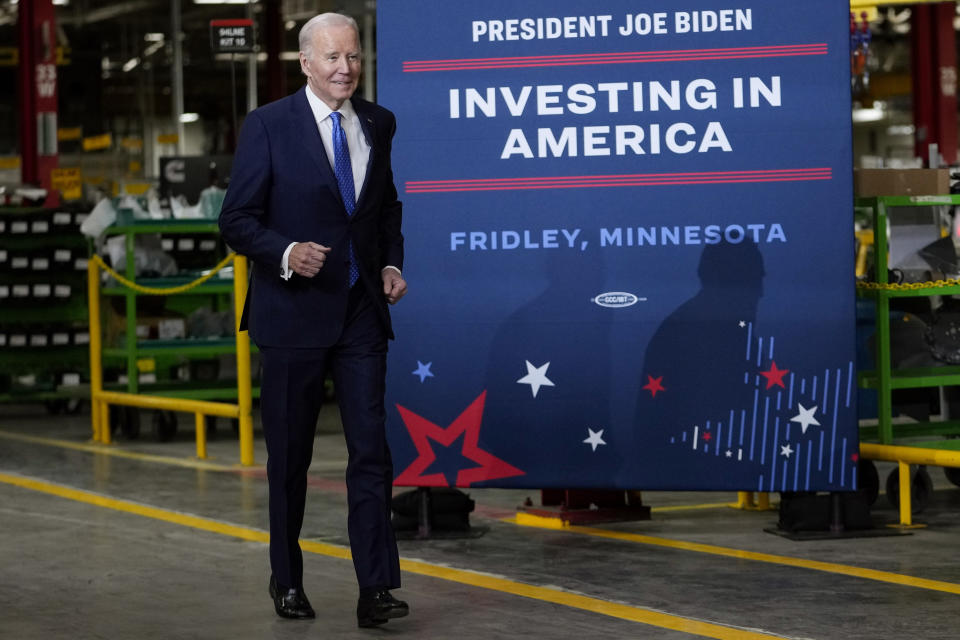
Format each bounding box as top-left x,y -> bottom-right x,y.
1,403 -> 959,640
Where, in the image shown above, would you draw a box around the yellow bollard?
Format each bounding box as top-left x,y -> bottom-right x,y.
756,492 -> 771,510
735,491 -> 755,509
195,412 -> 207,460
898,461 -> 912,526
87,257 -> 108,444
232,255 -> 255,466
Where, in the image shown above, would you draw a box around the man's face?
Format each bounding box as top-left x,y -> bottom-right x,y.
299,24 -> 361,110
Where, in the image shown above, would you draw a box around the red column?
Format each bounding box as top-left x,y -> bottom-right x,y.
911,3 -> 957,166
17,0 -> 59,204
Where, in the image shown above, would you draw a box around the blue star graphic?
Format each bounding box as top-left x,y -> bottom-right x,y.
422,431 -> 481,486
412,361 -> 434,383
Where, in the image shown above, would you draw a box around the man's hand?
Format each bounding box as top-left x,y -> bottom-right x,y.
289,242 -> 331,278
382,269 -> 407,305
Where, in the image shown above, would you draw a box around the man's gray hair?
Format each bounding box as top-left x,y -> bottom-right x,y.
299,13 -> 360,58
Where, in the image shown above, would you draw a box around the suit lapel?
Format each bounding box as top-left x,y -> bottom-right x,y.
292,87 -> 339,196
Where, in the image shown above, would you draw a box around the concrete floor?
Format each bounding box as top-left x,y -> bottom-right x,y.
1,403 -> 959,639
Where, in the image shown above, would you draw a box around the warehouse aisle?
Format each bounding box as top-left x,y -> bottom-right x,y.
2,404 -> 960,640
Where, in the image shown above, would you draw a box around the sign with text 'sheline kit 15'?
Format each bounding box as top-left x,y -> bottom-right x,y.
378,1 -> 857,491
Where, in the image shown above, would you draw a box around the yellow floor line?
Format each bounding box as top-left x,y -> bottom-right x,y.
652,501 -> 739,512
509,516 -> 960,596
0,429 -> 261,472
0,471 -> 791,640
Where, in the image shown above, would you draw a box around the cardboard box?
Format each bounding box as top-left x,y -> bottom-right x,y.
854,168 -> 951,196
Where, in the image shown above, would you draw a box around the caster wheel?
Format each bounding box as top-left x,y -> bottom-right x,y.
110,406 -> 141,439
63,398 -> 83,415
885,466 -> 933,514
857,459 -> 879,506
944,467 -> 960,488
152,410 -> 178,442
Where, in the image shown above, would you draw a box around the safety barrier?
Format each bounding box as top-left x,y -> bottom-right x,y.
87,253 -> 255,465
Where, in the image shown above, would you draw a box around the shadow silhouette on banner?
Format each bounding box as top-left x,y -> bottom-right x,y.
629,240 -> 766,489
482,250 -> 617,488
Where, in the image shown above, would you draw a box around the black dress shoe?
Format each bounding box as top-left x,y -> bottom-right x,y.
357,590 -> 409,628
269,575 -> 316,619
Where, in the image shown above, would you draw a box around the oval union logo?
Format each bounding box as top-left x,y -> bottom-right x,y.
592,292 -> 640,308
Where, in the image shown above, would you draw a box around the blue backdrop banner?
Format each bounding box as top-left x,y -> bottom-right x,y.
377,1 -> 856,491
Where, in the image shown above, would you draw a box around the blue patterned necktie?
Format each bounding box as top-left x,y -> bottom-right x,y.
330,111 -> 359,287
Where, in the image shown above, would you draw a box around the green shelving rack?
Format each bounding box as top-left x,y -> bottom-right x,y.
856,194 -> 960,523
96,212 -> 258,439
0,206 -> 91,411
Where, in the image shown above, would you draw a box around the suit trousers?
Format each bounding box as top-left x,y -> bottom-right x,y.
259,284 -> 401,592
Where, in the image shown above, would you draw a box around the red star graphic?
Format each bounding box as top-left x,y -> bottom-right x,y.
851,453 -> 859,462
702,431 -> 713,442
759,361 -> 789,389
642,375 -> 666,398
394,391 -> 525,487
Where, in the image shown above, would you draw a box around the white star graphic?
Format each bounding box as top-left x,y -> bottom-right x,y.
583,428 -> 606,452
725,449 -> 733,458
738,321 -> 746,328
517,360 -> 554,398
790,403 -> 820,434
780,444 -> 794,458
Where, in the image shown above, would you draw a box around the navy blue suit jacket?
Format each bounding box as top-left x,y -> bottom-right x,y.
219,87 -> 404,348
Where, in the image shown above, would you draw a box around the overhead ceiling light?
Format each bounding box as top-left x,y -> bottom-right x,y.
122,57 -> 140,72
144,41 -> 164,57
193,0 -> 252,4
180,113 -> 200,123
145,33 -> 165,42
852,107 -> 885,123
53,0 -> 70,5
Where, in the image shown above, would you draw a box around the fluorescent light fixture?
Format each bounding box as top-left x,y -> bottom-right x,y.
193,0 -> 252,4
180,113 -> 200,123
145,33 -> 165,42
144,41 -> 164,57
53,0 -> 70,5
852,107 -> 884,123
887,124 -> 915,136
122,57 -> 140,72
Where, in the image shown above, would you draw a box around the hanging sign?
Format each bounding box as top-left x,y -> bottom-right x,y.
210,19 -> 254,54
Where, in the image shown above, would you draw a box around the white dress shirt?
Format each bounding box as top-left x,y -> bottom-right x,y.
281,86 -> 399,280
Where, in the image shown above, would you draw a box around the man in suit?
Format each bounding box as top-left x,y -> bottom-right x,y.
218,12 -> 409,629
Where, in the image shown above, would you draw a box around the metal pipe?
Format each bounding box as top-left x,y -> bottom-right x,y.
195,413 -> 207,459
170,0 -> 185,155
246,1 -> 257,112
859,442 -> 960,467
87,258 -> 105,443
96,390 -> 241,418
233,255 -> 255,466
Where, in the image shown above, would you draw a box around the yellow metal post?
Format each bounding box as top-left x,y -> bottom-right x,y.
898,461 -> 912,526
735,491 -> 754,509
87,257 -> 108,444
756,492 -> 771,510
233,255 -> 255,466
195,412 -> 207,459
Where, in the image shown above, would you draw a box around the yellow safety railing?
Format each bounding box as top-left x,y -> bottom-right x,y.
859,443 -> 960,527
87,253 -> 255,466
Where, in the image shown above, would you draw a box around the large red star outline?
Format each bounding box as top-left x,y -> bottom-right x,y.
642,375 -> 665,398
394,391 -> 525,487
759,361 -> 789,389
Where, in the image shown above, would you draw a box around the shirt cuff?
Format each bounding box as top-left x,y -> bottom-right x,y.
281,242 -> 297,280
382,265 -> 402,276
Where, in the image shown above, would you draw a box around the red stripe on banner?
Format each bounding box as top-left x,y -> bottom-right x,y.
405,169 -> 833,193
403,44 -> 828,72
